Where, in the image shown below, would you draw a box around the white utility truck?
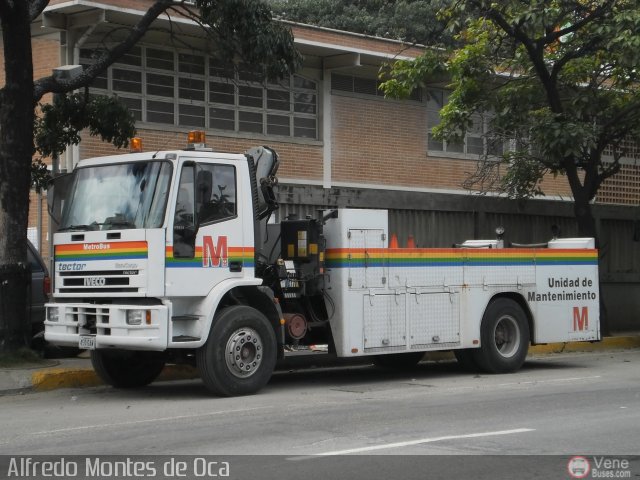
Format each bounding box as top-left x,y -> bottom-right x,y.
45,132 -> 600,396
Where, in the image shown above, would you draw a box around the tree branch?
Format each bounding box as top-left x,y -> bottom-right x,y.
29,0 -> 49,21
540,0 -> 615,46
33,0 -> 175,102
476,2 -> 562,113
549,34 -> 604,83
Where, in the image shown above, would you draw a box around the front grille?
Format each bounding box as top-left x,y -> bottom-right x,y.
60,270 -> 139,277
63,278 -> 130,287
59,270 -> 140,293
64,306 -> 110,334
60,287 -> 139,293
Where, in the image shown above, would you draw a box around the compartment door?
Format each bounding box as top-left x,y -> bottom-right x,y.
363,293 -> 406,351
348,229 -> 386,289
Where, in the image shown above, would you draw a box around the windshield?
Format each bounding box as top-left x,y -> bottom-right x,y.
60,161 -> 172,231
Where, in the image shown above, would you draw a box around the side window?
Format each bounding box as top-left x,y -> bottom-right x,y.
173,165 -> 196,258
196,164 -> 236,225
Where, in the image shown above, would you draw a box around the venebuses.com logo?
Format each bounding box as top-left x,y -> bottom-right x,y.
568,456 -> 591,478
568,456 -> 632,478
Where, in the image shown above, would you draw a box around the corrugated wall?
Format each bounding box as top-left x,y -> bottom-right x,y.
389,210 -> 475,248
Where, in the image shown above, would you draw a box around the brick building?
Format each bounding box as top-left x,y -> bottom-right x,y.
18,0 -> 640,330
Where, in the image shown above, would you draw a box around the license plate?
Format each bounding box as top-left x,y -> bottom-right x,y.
79,335 -> 96,350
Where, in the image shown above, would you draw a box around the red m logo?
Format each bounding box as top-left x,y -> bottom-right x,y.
573,307 -> 589,331
203,236 -> 228,268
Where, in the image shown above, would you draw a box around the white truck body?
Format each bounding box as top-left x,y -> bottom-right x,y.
324,209 -> 599,357
44,143 -> 600,395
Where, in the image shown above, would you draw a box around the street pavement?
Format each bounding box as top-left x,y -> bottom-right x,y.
1,333 -> 639,395
0,349 -> 638,479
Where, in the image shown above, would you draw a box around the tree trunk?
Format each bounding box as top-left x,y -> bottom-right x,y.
0,264 -> 31,351
573,192 -> 610,336
573,193 -> 597,240
0,6 -> 37,352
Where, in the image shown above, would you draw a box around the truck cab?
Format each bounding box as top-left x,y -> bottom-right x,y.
46,135 -> 285,395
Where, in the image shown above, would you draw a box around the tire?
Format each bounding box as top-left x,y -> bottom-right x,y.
91,350 -> 166,388
196,305 -> 277,397
373,352 -> 424,369
472,298 -> 530,374
454,349 -> 480,372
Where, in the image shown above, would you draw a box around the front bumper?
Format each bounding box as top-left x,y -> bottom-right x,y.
44,302 -> 169,351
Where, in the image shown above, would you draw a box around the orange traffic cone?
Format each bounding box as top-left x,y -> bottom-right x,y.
389,233 -> 399,248
407,234 -> 416,248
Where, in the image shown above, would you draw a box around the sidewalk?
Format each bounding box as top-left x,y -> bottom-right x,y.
1,334 -> 639,395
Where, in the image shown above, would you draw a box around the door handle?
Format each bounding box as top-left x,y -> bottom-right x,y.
229,261 -> 243,272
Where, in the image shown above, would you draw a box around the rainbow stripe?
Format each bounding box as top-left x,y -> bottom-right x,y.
326,248 -> 598,268
55,241 -> 148,261
534,249 -> 600,265
165,246 -> 255,268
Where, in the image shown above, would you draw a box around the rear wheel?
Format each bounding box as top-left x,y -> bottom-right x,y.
373,352 -> 424,369
197,306 -> 277,396
91,350 -> 166,388
473,298 -> 530,373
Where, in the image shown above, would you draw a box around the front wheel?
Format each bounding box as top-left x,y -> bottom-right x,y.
472,298 -> 530,374
91,350 -> 166,388
196,306 -> 277,396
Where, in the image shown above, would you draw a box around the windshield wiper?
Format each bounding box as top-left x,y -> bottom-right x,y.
106,221 -> 136,230
58,224 -> 93,232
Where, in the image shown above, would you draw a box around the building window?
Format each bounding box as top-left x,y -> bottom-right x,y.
197,164 -> 237,225
427,88 -> 504,157
332,73 -> 422,102
80,47 -> 318,140
602,135 -> 640,164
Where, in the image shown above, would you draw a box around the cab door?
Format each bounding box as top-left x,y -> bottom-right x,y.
166,159 -> 247,297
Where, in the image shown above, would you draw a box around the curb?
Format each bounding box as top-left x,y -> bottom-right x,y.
17,335 -> 640,393
528,335 -> 640,354
31,364 -> 199,392
423,335 -> 640,362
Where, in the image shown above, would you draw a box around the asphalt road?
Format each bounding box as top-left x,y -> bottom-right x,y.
0,351 -> 639,479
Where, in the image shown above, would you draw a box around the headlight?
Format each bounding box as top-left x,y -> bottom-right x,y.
126,309 -> 151,325
47,307 -> 59,322
126,309 -> 144,325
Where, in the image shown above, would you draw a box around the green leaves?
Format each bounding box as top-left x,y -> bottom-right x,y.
197,0 -> 301,80
380,51 -> 447,99
33,93 -> 136,189
35,93 -> 135,159
269,0 -> 452,46
382,0 -> 640,202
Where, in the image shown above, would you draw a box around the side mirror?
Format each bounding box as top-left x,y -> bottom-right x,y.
246,146 -> 279,219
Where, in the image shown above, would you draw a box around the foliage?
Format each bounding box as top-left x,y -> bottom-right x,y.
269,0 -> 452,45
32,94 -> 136,191
0,347 -> 44,367
31,159 -> 50,194
381,0 -> 640,237
35,94 -> 135,160
191,0 -> 302,80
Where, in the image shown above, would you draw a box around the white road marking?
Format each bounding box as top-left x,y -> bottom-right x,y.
290,427 -> 535,459
29,406 -> 271,436
497,375 -> 602,387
